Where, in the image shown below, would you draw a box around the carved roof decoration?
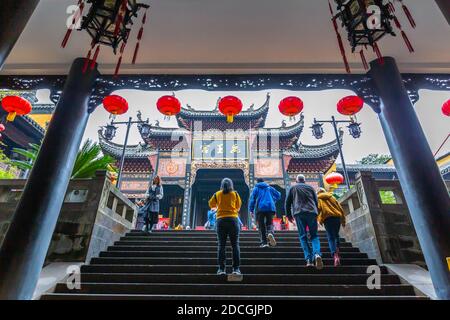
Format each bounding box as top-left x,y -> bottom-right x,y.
1,74 -> 448,114
284,129 -> 343,159
98,129 -> 157,159
176,93 -> 271,130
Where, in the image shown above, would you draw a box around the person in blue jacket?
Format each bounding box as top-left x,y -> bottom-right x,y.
249,178 -> 281,247
205,207 -> 217,230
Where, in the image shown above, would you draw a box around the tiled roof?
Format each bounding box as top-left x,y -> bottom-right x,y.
98,129 -> 158,159
284,130 -> 342,159
336,163 -> 397,173
176,93 -> 271,130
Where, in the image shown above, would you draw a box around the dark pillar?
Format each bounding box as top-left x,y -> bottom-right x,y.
435,0 -> 450,25
0,0 -> 40,69
0,58 -> 99,300
369,57 -> 450,300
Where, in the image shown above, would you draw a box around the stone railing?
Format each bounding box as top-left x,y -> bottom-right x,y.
338,171 -> 425,268
0,171 -> 137,264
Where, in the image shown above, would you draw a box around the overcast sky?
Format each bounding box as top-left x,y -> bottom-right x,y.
37,88 -> 450,164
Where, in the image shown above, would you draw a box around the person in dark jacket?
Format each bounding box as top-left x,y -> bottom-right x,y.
144,175 -> 164,233
249,178 -> 281,248
285,174 -> 323,269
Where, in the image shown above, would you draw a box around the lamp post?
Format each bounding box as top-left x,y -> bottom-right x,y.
103,115 -> 150,189
311,116 -> 362,190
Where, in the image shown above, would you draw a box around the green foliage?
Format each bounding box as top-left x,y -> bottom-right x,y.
0,143 -> 19,179
71,140 -> 116,179
8,140 -> 116,179
379,190 -> 397,204
357,154 -> 392,165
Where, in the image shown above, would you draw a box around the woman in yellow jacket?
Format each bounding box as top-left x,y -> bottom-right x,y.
209,178 -> 242,276
317,188 -> 346,266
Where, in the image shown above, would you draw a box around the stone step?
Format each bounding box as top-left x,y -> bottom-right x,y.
90,257 -> 376,266
107,245 -> 361,253
81,264 -> 387,275
42,294 -> 427,300
78,273 -> 401,285
126,232 -> 331,238
100,251 -> 368,259
53,282 -> 417,296
114,240 -> 353,247
121,236 -> 345,241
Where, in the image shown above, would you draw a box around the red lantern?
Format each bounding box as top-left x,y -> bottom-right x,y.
0,124 -> 5,132
218,96 -> 243,123
279,96 -> 304,119
1,96 -> 32,122
103,95 -> 129,115
325,172 -> 344,188
157,95 -> 182,118
442,99 -> 450,117
337,96 -> 364,116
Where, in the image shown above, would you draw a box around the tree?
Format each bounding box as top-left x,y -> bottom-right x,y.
9,139 -> 117,179
357,154 -> 391,165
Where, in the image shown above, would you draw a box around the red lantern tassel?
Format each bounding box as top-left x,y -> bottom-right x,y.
131,10 -> 148,65
82,48 -> 92,73
401,31 -> 414,53
90,45 -> 100,70
61,1 -> 85,48
114,56 -> 123,78
132,42 -> 140,65
393,16 -> 402,29
373,42 -> 384,65
328,1 -> 351,73
114,0 -> 128,36
388,1 -> 396,14
114,42 -> 127,77
402,4 -> 416,28
360,50 -> 369,70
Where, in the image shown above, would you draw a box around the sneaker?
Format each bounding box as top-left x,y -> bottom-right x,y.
315,254 -> 324,270
260,243 -> 269,248
306,260 -> 314,267
267,233 -> 277,247
334,253 -> 341,267
232,268 -> 242,275
217,269 -> 226,275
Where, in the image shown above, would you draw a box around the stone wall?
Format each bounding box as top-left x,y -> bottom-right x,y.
0,171 -> 137,264
339,171 -> 426,267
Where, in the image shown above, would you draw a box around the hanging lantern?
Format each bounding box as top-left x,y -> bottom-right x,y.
311,121 -> 325,140
103,95 -> 129,115
218,96 -> 243,123
442,99 -> 450,117
278,96 -> 304,120
157,95 -> 182,119
337,96 -> 364,116
103,124 -> 118,141
325,172 -> 345,189
329,0 -> 416,72
1,96 -> 32,122
62,1 -> 150,75
348,120 -> 362,138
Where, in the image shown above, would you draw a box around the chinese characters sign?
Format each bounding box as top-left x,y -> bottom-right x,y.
192,139 -> 248,161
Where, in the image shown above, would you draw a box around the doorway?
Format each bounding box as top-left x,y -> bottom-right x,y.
190,169 -> 249,228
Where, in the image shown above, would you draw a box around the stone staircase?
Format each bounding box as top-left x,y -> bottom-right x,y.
41,230 -> 426,300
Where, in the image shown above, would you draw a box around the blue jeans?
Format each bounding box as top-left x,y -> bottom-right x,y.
324,217 -> 341,255
295,213 -> 321,262
216,217 -> 241,270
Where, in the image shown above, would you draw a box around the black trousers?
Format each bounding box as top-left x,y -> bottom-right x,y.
216,217 -> 240,270
256,211 -> 274,245
145,211 -> 159,231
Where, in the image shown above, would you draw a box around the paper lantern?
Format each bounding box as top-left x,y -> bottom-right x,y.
218,96 -> 243,123
103,95 -> 129,115
1,96 -> 32,122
